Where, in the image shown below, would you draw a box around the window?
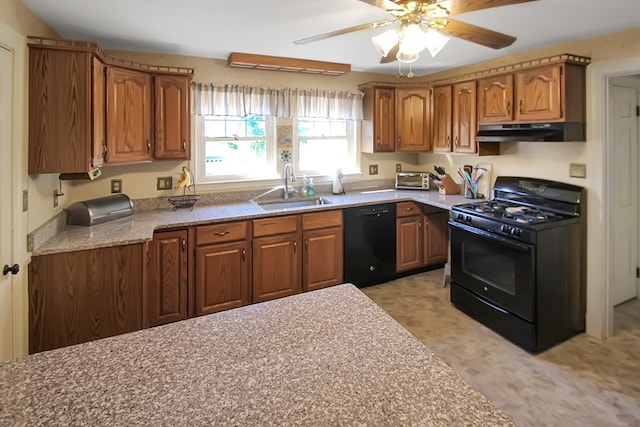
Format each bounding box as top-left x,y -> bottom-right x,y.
295,118 -> 358,174
195,115 -> 359,184
197,115 -> 276,181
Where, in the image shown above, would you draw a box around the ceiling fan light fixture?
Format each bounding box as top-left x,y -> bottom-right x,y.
424,29 -> 450,57
399,23 -> 428,55
396,50 -> 419,64
371,29 -> 399,57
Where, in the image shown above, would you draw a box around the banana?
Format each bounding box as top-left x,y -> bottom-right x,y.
175,167 -> 191,188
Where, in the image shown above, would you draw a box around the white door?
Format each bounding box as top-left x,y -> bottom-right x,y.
610,83 -> 639,306
0,44 -> 16,360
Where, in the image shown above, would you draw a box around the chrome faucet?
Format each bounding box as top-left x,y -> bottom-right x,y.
282,162 -> 297,199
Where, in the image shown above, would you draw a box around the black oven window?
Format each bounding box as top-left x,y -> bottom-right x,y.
462,239 -> 517,295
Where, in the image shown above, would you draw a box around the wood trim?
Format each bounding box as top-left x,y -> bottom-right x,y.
228,52 -> 350,76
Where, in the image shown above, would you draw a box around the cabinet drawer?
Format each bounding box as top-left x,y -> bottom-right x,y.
253,215 -> 298,237
196,221 -> 248,245
397,202 -> 422,217
302,210 -> 342,230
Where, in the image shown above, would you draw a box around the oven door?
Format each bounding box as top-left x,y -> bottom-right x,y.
449,221 -> 535,322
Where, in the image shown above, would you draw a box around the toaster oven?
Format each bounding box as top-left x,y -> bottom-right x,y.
395,172 -> 431,190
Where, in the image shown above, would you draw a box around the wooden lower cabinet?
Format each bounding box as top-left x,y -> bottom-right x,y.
396,214 -> 423,273
396,202 -> 449,273
195,221 -> 250,315
424,211 -> 449,265
252,215 -> 301,303
28,244 -> 144,354
302,210 -> 343,292
146,230 -> 188,327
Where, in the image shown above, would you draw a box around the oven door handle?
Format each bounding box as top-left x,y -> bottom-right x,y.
449,221 -> 533,252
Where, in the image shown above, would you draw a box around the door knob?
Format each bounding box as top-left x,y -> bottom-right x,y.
3,264 -> 19,275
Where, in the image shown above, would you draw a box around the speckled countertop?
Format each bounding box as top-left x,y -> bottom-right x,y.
0,284 -> 513,426
30,189 -> 470,256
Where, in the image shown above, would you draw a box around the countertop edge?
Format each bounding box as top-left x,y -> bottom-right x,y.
30,190 -> 473,256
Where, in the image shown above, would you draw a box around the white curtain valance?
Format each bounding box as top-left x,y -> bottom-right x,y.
191,83 -> 363,120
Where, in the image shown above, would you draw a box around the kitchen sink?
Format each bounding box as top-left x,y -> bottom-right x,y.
254,197 -> 333,210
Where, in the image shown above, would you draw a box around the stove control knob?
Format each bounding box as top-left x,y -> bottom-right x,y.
457,213 -> 465,221
511,228 -> 522,237
465,216 -> 472,224
500,224 -> 511,234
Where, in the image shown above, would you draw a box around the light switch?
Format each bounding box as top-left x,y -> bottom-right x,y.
569,163 -> 586,178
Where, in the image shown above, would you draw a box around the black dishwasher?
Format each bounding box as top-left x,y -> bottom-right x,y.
343,203 -> 396,287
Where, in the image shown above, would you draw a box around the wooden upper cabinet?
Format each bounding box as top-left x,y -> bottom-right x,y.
396,88 -> 432,152
92,56 -> 107,168
514,64 -> 562,122
147,230 -> 188,327
452,81 -> 477,154
477,74 -> 514,124
432,85 -> 453,153
154,74 -> 191,160
28,47 -> 104,174
362,87 -> 395,152
105,66 -> 153,164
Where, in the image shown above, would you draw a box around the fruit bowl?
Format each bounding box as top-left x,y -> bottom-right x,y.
168,195 -> 201,211
168,166 -> 199,210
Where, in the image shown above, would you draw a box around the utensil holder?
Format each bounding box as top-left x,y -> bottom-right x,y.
438,174 -> 460,195
464,182 -> 478,199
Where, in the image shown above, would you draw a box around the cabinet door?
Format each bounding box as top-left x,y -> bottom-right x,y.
154,74 -> 191,160
147,230 -> 188,327
396,215 -> 424,272
303,226 -> 343,292
452,81 -> 477,154
28,244 -> 144,354
432,85 -> 452,152
91,56 -> 106,168
514,64 -> 562,122
396,88 -> 431,152
477,74 -> 514,124
424,212 -> 449,266
28,48 -> 93,174
252,233 -> 301,303
195,241 -> 250,315
106,66 -> 152,164
372,88 -> 395,152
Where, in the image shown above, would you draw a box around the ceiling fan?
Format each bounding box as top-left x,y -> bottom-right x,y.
294,0 -> 538,65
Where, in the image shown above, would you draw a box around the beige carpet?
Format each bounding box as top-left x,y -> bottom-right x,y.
361,269 -> 640,427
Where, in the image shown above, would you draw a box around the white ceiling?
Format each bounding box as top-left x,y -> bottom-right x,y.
21,0 -> 640,77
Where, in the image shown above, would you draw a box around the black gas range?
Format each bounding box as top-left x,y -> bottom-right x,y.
449,177 -> 586,353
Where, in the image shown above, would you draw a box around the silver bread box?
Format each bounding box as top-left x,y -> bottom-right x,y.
66,194 -> 134,226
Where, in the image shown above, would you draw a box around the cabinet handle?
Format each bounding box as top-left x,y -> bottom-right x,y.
147,140 -> 151,153
454,136 -> 459,147
507,101 -> 511,115
293,241 -> 297,253
182,139 -> 186,152
214,231 -> 229,237
418,220 -> 422,227
406,207 -> 414,211
181,238 -> 186,252
519,99 -> 523,115
397,135 -> 401,144
305,238 -> 309,250
376,136 -> 381,146
102,142 -> 107,161
242,248 -> 246,261
446,136 -> 450,147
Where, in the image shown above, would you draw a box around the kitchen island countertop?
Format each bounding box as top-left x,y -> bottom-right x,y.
30,189 -> 470,256
0,283 -> 513,426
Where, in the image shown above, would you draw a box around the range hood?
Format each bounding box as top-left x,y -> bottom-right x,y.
475,123 -> 584,142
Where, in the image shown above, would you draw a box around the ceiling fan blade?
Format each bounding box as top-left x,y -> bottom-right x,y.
294,21 -> 392,45
380,43 -> 399,63
433,18 -> 517,49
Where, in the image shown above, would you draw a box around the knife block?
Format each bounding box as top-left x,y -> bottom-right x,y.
438,174 -> 460,195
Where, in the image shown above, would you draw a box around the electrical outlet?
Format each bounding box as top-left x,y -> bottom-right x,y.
569,163 -> 586,178
369,164 -> 378,175
396,163 -> 402,172
111,179 -> 122,194
157,176 -> 173,190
